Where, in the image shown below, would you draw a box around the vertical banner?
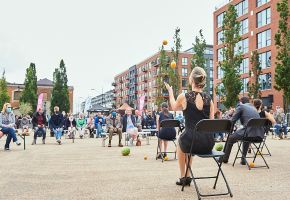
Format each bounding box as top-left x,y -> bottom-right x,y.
36,93 -> 44,111
139,95 -> 145,112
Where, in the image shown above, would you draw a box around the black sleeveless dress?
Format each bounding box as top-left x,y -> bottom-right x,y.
179,91 -> 214,154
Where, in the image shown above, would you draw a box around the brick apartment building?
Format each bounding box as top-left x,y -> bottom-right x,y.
7,78 -> 74,115
213,0 -> 290,110
112,46 -> 214,110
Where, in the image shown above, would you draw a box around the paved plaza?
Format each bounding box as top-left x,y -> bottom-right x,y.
0,134 -> 289,200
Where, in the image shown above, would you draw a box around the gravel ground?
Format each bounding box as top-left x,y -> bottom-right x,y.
0,134 -> 289,200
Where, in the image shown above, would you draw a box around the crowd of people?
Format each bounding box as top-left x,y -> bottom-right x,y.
0,66 -> 289,189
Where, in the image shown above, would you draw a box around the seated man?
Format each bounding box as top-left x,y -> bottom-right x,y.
221,97 -> 265,165
31,108 -> 47,145
122,108 -> 138,144
106,111 -> 123,147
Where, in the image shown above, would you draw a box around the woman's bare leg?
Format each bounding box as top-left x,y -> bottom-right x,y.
177,144 -> 193,177
164,141 -> 168,152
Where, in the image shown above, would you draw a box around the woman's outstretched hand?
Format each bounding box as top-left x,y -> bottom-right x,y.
164,82 -> 173,94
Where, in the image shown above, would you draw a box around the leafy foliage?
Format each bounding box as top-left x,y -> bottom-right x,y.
248,50 -> 262,99
191,29 -> 207,69
51,60 -> 70,113
0,70 -> 10,109
219,4 -> 243,108
19,102 -> 32,116
20,63 -> 38,111
274,0 -> 290,109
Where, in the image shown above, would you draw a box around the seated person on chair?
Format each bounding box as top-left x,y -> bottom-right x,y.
135,110 -> 142,132
253,99 -> 276,126
86,114 -> 95,138
76,113 -> 86,139
156,102 -> 176,159
273,107 -> 288,139
106,111 -> 123,147
65,114 -> 77,139
31,107 -> 47,145
94,112 -> 105,138
221,97 -> 265,165
122,108 -> 138,142
164,67 -> 214,186
50,106 -> 64,145
21,115 -> 31,135
144,110 -> 155,129
0,103 -> 21,150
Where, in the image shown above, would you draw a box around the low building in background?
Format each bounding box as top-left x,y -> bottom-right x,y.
7,78 -> 74,115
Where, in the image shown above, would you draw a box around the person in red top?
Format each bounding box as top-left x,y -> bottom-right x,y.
32,108 -> 47,145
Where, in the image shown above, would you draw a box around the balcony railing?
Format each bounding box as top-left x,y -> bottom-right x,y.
112,82 -> 117,87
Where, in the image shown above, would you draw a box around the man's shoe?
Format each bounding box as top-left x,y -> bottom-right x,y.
108,143 -> 112,147
31,139 -> 36,145
4,147 -> 10,151
42,139 -> 45,144
240,158 -> 246,165
118,143 -> 123,147
15,141 -> 21,146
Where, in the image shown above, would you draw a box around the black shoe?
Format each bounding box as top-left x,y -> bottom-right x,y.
156,154 -> 162,159
176,177 -> 191,186
4,147 -> 10,151
163,153 -> 167,158
240,158 -> 246,165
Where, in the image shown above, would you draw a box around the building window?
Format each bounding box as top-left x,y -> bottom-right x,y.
240,58 -> 249,74
182,89 -> 188,94
257,0 -> 270,7
257,8 -> 271,28
217,48 -> 224,61
260,73 -> 272,90
13,91 -> 22,101
217,66 -> 224,79
182,58 -> 188,66
259,51 -> 271,69
217,31 -> 224,45
242,78 -> 249,93
235,0 -> 248,17
217,12 -> 224,28
235,38 -> 249,54
209,59 -> 213,78
182,68 -> 188,76
257,29 -> 271,49
240,18 -> 248,35
182,79 -> 187,87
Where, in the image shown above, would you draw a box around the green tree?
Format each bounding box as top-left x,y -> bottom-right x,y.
20,63 -> 38,111
51,60 -> 70,113
248,50 -> 262,99
19,102 -> 33,116
171,27 -> 182,97
274,0 -> 290,111
219,4 -> 243,108
191,29 -> 207,69
156,45 -> 169,107
191,29 -> 209,92
0,70 -> 10,109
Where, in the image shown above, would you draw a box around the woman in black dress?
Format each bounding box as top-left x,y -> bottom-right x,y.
164,67 -> 215,186
156,102 -> 176,158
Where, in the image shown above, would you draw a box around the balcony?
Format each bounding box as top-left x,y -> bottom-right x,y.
112,82 -> 117,87
143,77 -> 148,82
142,67 -> 148,72
120,79 -> 123,83
135,91 -> 138,94
151,60 -> 159,68
113,89 -> 117,93
125,75 -> 129,80
125,83 -> 129,88
113,97 -> 117,100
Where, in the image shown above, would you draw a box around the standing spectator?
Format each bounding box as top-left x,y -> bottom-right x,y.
0,103 -> 21,150
50,106 -> 64,145
273,107 -> 287,139
31,107 -> 47,145
106,111 -> 123,147
156,102 -> 176,159
94,112 -> 105,138
76,113 -> 86,139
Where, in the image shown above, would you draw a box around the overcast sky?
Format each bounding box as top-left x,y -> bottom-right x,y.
0,0 -> 225,111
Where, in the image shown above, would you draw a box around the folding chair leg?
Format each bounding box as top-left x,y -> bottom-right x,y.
213,159 -> 233,197
173,140 -> 177,160
232,142 -> 242,167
